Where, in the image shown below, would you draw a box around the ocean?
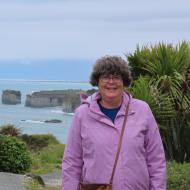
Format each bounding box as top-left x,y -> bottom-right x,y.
0,80 -> 92,144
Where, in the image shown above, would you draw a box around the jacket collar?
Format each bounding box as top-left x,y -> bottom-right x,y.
85,91 -> 135,127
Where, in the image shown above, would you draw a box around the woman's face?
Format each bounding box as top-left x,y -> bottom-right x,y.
98,74 -> 124,102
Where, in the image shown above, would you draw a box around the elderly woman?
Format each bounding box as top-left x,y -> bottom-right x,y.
62,56 -> 166,190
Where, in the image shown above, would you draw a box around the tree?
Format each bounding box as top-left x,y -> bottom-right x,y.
127,41 -> 190,162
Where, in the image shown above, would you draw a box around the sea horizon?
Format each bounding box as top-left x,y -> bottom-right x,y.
0,78 -> 89,83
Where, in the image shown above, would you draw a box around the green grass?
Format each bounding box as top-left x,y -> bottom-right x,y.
167,161 -> 190,190
30,143 -> 65,174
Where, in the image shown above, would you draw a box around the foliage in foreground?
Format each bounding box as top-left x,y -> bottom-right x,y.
0,135 -> 31,174
127,41 -> 190,163
20,134 -> 60,151
0,124 -> 22,136
0,124 -> 64,174
167,162 -> 190,190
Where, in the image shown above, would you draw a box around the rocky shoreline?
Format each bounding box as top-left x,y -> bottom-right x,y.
1,89 -> 97,113
25,89 -> 82,113
2,90 -> 21,105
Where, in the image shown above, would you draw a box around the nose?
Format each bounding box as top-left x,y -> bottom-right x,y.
107,78 -> 114,83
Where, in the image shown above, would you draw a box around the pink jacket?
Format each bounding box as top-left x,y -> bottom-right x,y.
62,92 -> 166,190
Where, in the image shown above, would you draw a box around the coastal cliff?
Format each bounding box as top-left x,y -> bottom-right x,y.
25,90 -> 82,112
2,90 -> 21,105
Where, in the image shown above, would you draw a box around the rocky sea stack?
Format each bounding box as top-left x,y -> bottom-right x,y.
25,89 -> 82,112
2,90 -> 21,105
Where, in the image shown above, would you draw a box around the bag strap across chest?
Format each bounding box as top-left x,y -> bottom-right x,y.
109,99 -> 130,184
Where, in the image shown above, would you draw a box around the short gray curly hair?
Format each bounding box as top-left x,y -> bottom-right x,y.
90,56 -> 132,87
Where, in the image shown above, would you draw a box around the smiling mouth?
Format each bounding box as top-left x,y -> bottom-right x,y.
105,87 -> 117,90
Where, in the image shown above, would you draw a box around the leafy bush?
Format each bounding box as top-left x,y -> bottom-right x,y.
0,135 -> 31,174
20,134 -> 59,151
127,42 -> 190,162
0,124 -> 21,136
167,162 -> 190,189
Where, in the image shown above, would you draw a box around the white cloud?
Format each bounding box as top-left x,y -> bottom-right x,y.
0,0 -> 189,60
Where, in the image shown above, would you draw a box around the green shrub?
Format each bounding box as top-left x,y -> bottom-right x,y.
0,124 -> 21,136
0,135 -> 31,174
127,42 -> 190,163
167,162 -> 190,189
20,134 -> 59,151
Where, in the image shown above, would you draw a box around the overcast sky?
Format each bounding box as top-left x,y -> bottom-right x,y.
0,0 -> 190,62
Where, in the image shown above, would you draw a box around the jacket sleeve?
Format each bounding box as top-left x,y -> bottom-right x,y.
145,105 -> 166,190
61,109 -> 83,190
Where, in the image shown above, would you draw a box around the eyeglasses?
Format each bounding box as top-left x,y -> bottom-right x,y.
100,75 -> 122,83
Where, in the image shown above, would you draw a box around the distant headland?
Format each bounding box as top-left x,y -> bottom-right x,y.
1,88 -> 97,113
